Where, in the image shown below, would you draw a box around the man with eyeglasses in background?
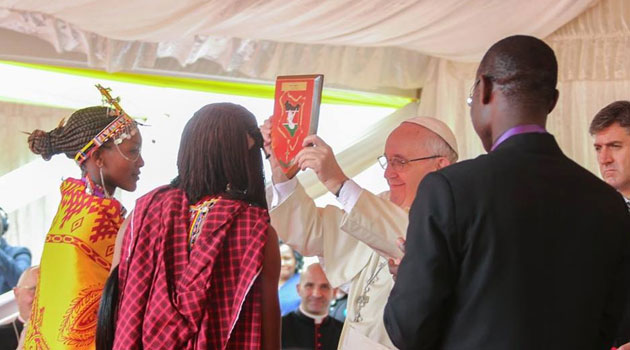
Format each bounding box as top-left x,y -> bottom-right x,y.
261,116 -> 457,349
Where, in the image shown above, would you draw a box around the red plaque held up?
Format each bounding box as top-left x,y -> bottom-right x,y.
271,74 -> 323,179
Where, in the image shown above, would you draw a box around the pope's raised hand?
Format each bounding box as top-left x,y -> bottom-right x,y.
295,135 -> 349,195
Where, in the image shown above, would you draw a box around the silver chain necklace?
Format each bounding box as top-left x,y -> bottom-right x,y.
353,261 -> 387,323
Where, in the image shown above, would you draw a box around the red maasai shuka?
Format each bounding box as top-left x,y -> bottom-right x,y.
113,185 -> 269,350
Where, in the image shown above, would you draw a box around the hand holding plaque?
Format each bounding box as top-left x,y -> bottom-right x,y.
270,75 -> 323,179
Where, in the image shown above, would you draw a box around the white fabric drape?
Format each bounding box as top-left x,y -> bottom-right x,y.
0,0 -> 595,91
1,0 -> 627,186
0,102 -> 73,262
0,102 -> 71,177
416,59 -> 481,160
548,0 -> 630,82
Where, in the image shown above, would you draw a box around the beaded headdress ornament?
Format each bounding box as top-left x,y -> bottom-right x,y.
74,85 -> 138,165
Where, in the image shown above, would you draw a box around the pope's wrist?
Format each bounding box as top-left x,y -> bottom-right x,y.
333,177 -> 349,197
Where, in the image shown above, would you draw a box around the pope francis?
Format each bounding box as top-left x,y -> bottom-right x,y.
262,116 -> 458,349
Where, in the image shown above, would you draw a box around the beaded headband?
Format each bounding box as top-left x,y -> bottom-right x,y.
74,85 -> 138,165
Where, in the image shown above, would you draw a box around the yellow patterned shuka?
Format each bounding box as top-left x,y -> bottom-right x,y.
24,178 -> 123,350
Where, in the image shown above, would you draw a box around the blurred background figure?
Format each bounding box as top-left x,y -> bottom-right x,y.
0,266 -> 38,350
278,241 -> 303,316
0,206 -> 31,295
329,288 -> 348,323
282,263 -> 343,350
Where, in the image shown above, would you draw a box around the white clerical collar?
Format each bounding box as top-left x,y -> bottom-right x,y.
299,304 -> 328,324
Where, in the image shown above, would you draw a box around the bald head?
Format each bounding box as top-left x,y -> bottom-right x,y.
299,263 -> 327,284
16,265 -> 38,288
478,35 -> 558,111
14,266 -> 39,321
297,263 -> 334,315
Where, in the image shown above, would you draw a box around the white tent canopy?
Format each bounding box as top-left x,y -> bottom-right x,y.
1,0 -> 628,161
1,0 -> 630,260
0,0 -> 602,93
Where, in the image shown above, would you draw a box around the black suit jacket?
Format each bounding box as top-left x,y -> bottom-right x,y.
384,133 -> 630,350
282,309 -> 344,350
0,318 -> 23,350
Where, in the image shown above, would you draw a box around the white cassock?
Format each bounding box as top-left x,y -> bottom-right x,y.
269,178 -> 408,350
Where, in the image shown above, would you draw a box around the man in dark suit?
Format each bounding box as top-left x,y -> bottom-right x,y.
591,101 -> 630,212
384,35 -> 630,350
282,263 -> 343,350
590,101 -> 630,349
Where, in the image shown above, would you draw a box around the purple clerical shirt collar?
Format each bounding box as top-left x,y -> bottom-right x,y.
491,124 -> 547,151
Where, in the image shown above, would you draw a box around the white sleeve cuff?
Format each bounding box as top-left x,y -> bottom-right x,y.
337,179 -> 363,213
271,177 -> 298,207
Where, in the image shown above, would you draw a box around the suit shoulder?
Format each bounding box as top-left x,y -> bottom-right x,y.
565,158 -> 625,199
281,312 -> 297,328
281,311 -> 297,321
435,154 -> 490,180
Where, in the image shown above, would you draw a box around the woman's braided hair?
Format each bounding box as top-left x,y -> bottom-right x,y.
28,106 -> 116,161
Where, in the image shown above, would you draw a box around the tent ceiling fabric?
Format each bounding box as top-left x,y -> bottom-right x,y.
0,0 -> 597,92
546,0 -> 630,81
2,0 -> 630,257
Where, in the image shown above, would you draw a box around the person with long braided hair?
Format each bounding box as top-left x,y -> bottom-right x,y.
111,103 -> 280,350
22,94 -> 144,349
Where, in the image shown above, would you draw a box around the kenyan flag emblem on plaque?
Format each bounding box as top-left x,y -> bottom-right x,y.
271,75 -> 323,179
